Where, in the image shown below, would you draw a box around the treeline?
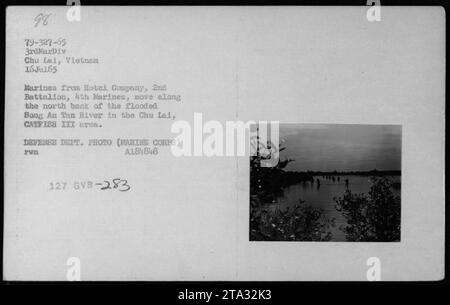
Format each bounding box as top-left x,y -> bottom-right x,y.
293,169 -> 401,176
250,167 -> 314,202
256,169 -> 401,195
250,166 -> 401,207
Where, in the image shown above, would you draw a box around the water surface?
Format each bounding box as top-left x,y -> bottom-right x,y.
271,175 -> 400,241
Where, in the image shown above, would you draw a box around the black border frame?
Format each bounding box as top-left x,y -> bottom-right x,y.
0,0 -> 448,302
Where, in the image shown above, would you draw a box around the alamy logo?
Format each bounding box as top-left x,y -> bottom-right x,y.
66,257 -> 81,281
366,257 -> 381,281
366,1 -> 381,22
170,113 -> 280,167
66,1 -> 81,22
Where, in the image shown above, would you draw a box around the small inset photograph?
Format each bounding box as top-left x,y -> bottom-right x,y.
250,124 -> 401,242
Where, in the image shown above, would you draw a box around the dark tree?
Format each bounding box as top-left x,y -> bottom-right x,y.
249,129 -> 334,241
334,177 -> 401,242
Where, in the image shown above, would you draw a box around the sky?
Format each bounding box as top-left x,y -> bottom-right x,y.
278,124 -> 402,172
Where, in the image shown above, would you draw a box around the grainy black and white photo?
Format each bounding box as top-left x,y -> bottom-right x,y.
250,124 -> 401,242
3,5 -> 444,282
